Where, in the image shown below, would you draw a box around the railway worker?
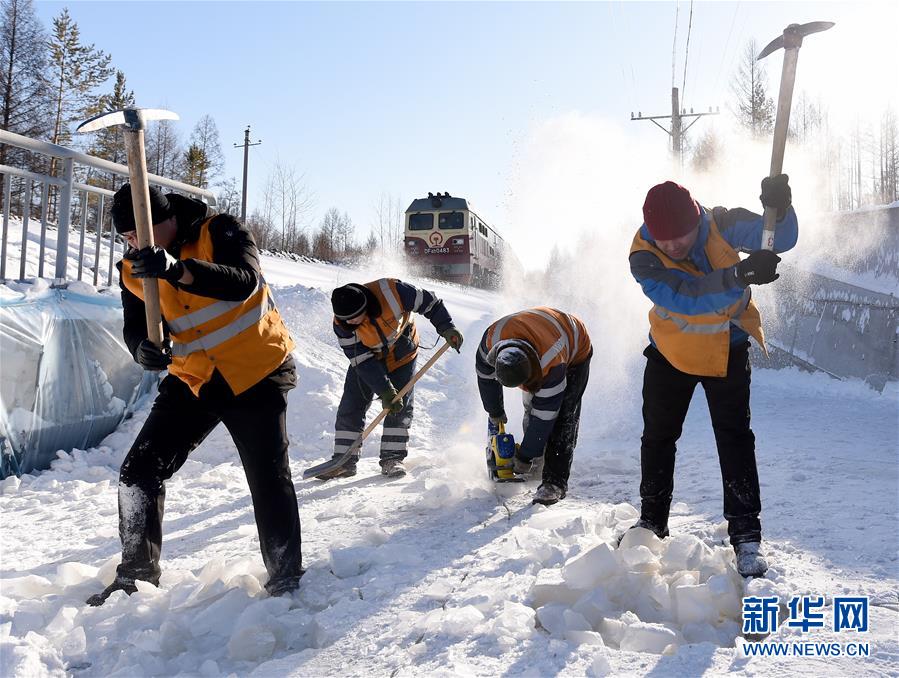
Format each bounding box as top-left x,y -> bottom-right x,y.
317,278 -> 464,480
87,184 -> 303,606
476,308 -> 593,505
627,176 -> 797,577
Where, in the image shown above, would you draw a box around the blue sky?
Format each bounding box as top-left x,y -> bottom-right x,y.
35,1 -> 898,267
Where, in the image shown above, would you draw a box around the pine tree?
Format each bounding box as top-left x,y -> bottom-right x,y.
730,39 -> 775,139
186,114 -> 224,187
46,8 -> 113,149
0,0 -> 53,200
182,143 -> 210,188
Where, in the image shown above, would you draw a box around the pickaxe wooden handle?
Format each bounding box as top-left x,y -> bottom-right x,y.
77,108 -> 179,346
757,22 -> 834,250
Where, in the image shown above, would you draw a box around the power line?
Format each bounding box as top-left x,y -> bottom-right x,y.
681,0 -> 694,101
671,2 -> 680,89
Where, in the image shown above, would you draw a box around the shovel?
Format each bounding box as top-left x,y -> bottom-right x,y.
303,341 -> 453,479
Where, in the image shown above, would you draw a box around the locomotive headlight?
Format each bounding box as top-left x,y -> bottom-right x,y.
452,238 -> 465,246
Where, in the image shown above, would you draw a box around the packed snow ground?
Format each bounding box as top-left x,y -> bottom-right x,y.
1,231 -> 898,676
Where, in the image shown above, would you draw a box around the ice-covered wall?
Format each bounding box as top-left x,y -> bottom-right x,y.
754,204 -> 899,389
0,283 -> 152,476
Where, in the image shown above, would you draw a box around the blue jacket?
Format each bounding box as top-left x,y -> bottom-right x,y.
630,205 -> 798,344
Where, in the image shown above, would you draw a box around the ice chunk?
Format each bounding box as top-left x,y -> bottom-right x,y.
619,621 -> 678,654
561,543 -> 618,587
45,606 -> 77,638
619,545 -> 659,574
673,583 -> 717,625
565,629 -> 606,646
490,601 -> 535,641
54,562 -> 98,588
530,567 -> 583,607
62,626 -> 87,658
441,605 -> 485,635
228,625 -> 276,661
329,545 -> 375,579
661,534 -> 705,572
706,573 -> 741,619
572,587 -> 616,628
618,528 -> 665,555
535,603 -> 572,638
3,575 -> 55,598
198,659 -> 220,677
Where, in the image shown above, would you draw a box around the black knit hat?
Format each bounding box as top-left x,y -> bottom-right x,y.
111,184 -> 173,234
332,284 -> 368,320
494,346 -> 532,387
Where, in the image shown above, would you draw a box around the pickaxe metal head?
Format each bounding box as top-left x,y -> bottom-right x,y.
757,21 -> 835,60
76,107 -> 179,133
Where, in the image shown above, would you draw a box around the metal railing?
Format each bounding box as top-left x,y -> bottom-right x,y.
0,129 -> 216,287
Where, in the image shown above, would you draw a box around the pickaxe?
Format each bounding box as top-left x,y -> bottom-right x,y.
756,22 -> 833,250
77,108 -> 179,346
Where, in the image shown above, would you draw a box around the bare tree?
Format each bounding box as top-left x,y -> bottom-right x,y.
730,39 -> 774,139
216,177 -> 241,217
146,118 -> 182,179
186,114 -> 224,188
262,159 -> 315,252
372,191 -> 405,251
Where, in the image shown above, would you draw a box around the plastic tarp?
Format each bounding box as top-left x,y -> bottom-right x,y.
0,287 -> 153,477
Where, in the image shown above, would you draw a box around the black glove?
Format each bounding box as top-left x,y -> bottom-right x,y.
513,449 -> 534,476
760,174 -> 791,218
440,327 -> 464,353
379,385 -> 403,413
129,246 -> 185,282
136,338 -> 172,371
488,412 -> 508,427
736,250 -> 782,287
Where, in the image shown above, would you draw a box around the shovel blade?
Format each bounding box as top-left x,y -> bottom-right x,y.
77,107 -> 179,133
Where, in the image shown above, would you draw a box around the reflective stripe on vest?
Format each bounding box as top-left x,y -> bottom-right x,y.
167,277 -> 264,334
171,289 -> 275,357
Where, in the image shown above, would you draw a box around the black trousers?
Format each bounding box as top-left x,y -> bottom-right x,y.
115,358 -> 302,594
334,358 -> 416,465
524,355 -> 591,491
639,342 -> 761,544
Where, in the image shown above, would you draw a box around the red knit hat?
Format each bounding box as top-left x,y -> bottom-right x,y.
642,181 -> 700,240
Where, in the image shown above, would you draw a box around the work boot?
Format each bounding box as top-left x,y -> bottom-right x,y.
734,541 -> 768,578
617,519 -> 669,546
315,459 -> 357,480
380,459 -> 406,478
265,569 -> 305,597
532,482 -> 566,506
513,455 -> 534,477
85,578 -> 139,607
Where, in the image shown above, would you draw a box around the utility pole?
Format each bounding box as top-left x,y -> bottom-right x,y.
233,125 -> 262,222
631,87 -> 719,164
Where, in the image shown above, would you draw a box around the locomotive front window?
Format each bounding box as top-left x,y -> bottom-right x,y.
438,212 -> 465,230
409,213 -> 434,230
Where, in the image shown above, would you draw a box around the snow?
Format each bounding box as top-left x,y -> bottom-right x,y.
1,252 -> 897,676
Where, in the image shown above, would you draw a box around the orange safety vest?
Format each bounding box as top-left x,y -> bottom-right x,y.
630,215 -> 765,377
484,307 -> 592,391
344,278 -> 420,371
120,217 -> 295,396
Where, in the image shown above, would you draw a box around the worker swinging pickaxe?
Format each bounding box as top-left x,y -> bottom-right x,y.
757,21 -> 834,250
76,107 -> 179,347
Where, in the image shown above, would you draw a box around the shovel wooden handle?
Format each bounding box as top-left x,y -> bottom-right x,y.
124,130 -> 164,345
302,341 -> 453,479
